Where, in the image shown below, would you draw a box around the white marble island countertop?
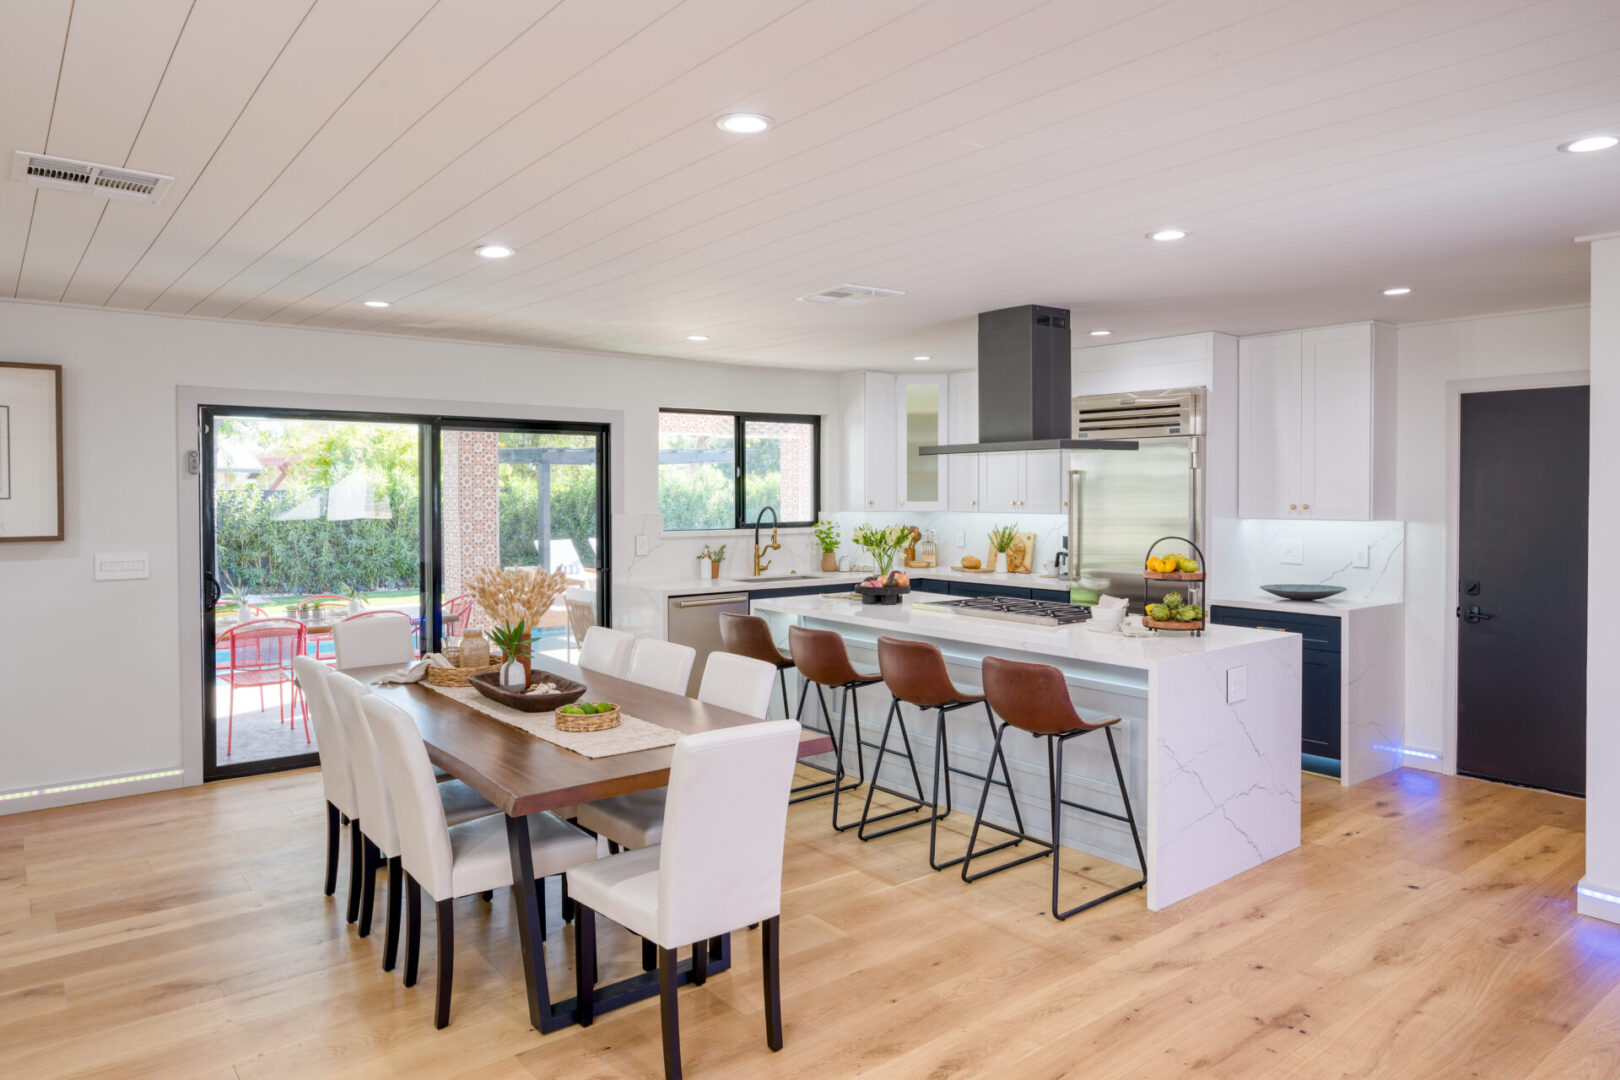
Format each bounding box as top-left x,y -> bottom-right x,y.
1209,593 -> 1403,618
751,593 -> 1287,672
622,566 -> 1075,602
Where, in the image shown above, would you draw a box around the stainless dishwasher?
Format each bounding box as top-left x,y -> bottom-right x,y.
666,593 -> 750,696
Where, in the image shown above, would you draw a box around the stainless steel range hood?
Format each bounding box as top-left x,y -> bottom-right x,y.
920,304 -> 1138,455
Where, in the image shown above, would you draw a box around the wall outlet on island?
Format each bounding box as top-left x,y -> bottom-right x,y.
1280,538 -> 1303,565
1226,666 -> 1248,704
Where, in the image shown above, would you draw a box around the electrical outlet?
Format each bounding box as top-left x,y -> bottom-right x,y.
634,535 -> 649,556
1226,666 -> 1248,704
1352,544 -> 1369,569
953,530 -> 965,547
1280,539 -> 1304,565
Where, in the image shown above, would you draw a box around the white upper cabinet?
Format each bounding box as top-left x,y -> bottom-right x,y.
839,371 -> 897,512
1237,323 -> 1394,520
1023,450 -> 1065,515
947,371 -> 981,511
979,449 -> 1064,514
896,374 -> 948,511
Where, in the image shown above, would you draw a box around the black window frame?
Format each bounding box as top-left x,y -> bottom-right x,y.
657,407 -> 821,531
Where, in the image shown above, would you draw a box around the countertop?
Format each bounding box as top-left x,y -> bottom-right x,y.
750,593 -> 1287,671
622,566 -> 1075,601
1208,593 -> 1403,617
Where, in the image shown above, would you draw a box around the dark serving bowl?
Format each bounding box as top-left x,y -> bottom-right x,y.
1261,584 -> 1347,602
858,582 -> 911,606
467,671 -> 588,712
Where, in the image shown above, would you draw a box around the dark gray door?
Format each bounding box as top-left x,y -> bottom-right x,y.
1457,385 -> 1588,795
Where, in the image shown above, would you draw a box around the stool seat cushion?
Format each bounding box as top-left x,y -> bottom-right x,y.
448,811 -> 598,900
576,788 -> 665,848
567,845 -> 662,942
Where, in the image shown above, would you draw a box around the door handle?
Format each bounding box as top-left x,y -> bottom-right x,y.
204,571 -> 222,610
675,595 -> 748,607
1458,604 -> 1494,623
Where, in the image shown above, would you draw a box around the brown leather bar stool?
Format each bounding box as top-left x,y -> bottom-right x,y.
967,656 -> 1146,919
787,625 -> 885,829
861,635 -> 1029,872
720,612 -> 831,804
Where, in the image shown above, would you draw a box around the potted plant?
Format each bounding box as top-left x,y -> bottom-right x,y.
813,519 -> 841,572
223,586 -> 254,623
989,523 -> 1019,574
487,620 -> 531,688
698,543 -> 727,580
340,583 -> 366,615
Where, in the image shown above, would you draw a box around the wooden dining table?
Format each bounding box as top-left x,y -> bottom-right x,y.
354,654 -> 832,1035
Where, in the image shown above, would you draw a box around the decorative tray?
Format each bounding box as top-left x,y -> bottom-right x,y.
467,672 -> 588,713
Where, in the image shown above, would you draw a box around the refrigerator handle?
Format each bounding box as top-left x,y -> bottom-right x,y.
1187,435 -> 1203,550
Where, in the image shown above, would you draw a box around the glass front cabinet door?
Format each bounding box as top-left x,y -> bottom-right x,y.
895,375 -> 948,511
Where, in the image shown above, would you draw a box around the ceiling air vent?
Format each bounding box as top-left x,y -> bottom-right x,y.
797,283 -> 906,307
11,151 -> 173,205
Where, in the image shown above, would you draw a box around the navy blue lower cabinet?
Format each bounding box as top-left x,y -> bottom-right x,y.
1030,587 -> 1071,604
910,577 -> 950,595
1210,606 -> 1342,763
948,581 -> 1032,600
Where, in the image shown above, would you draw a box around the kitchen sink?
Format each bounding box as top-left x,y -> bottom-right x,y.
722,572 -> 823,583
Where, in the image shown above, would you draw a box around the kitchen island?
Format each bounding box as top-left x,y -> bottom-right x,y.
752,593 -> 1302,911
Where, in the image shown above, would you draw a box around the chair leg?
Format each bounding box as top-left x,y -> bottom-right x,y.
659,946 -> 683,1080
404,874 -> 422,986
778,667 -> 793,720
1050,730 -> 1147,920
762,915 -> 783,1051
358,836 -> 379,937
986,702 -> 1027,836
574,901 -> 596,1026
323,801 -> 339,896
1108,727 -> 1149,879
643,936 -> 658,972
561,873 -> 573,923
346,820 -> 363,924
692,940 -> 709,986
434,898 -> 454,1029
608,839 -> 620,855
791,681 -> 859,804
962,723 -> 1052,883
857,700 -> 932,840
383,857 -> 403,972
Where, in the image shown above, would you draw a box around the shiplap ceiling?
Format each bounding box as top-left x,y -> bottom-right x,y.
3,0 -> 1617,370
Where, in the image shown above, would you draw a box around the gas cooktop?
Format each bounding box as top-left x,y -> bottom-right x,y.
927,596 -> 1092,626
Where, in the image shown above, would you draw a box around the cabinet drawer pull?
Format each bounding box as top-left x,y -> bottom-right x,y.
1302,503 -> 1310,510
1289,504 -> 1297,510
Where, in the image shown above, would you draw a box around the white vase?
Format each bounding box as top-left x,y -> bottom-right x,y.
500,658 -> 526,688
348,598 -> 364,615
995,551 -> 1008,573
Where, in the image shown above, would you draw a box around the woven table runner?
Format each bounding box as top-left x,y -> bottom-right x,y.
426,684 -> 679,759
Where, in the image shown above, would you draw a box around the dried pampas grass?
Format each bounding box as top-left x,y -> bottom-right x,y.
468,563 -> 571,628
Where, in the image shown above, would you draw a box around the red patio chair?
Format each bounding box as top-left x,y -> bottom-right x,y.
216,618 -> 308,756
442,593 -> 474,642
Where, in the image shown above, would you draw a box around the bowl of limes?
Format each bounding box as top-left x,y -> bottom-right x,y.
554,701 -> 621,732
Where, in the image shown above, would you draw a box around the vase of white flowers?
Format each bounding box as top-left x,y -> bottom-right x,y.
851,523 -> 912,604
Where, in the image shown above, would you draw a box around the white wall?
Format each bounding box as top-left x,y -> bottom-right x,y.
1582,238 -> 1620,922
0,300 -> 839,807
1394,305 -> 1590,762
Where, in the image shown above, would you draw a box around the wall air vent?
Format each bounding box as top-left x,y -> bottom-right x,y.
797,283 -> 906,307
11,151 -> 173,204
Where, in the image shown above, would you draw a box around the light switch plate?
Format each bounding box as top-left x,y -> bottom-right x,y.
634,535 -> 649,556
1280,539 -> 1304,565
954,530 -> 965,547
95,552 -> 150,581
1226,666 -> 1248,704
1352,544 -> 1369,568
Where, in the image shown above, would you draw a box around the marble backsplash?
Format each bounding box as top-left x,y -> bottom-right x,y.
611,512 -> 828,583
822,510 -> 1069,571
1221,519 -> 1405,602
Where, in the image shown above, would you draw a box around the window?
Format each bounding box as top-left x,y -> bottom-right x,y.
658,409 -> 819,531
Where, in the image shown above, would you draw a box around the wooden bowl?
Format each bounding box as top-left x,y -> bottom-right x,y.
555,705 -> 621,732
1144,617 -> 1204,631
467,671 -> 587,712
1142,569 -> 1205,581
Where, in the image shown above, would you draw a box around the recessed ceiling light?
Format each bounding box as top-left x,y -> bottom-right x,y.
1381,287 -> 1412,296
716,113 -> 772,134
913,355 -> 931,362
686,334 -> 709,342
1559,135 -> 1618,153
1089,330 -> 1111,337
363,299 -> 391,308
474,243 -> 515,259
1147,227 -> 1189,242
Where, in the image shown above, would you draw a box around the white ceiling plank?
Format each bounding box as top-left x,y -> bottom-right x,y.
57,0 -> 318,307
14,0 -> 195,302
0,0 -> 73,298
107,0 -> 437,312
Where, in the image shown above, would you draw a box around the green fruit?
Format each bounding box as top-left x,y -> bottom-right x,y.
1177,557 -> 1199,573
592,703 -> 614,714
1175,605 -> 1203,622
1162,591 -> 1183,611
1146,603 -> 1170,621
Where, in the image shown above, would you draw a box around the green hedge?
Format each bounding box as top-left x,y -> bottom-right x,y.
216,484 -> 420,595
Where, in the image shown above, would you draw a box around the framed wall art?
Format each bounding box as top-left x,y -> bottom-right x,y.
0,362 -> 64,542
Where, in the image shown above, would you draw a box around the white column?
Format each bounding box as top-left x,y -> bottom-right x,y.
1581,234 -> 1620,922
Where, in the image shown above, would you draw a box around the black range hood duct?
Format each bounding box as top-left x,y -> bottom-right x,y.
921,304 -> 1137,455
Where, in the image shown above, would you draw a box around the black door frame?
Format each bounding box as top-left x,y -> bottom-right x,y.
199,405 -> 612,782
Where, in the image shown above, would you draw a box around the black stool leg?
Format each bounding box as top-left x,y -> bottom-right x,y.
857,699 -> 932,839
962,724 -> 1054,882
1051,729 -> 1147,920
779,667 -> 793,720
1108,727 -> 1149,879
985,702 -> 1028,837
793,681 -> 862,805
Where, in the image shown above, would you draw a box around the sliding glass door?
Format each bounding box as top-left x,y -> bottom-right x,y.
435,422 -> 608,665
200,408 -> 609,781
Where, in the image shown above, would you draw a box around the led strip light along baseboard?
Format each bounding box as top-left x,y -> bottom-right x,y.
0,768 -> 183,803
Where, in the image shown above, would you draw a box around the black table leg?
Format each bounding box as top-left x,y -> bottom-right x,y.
505,813 -> 560,1034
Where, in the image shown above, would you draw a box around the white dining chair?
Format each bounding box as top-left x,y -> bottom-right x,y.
325,671 -> 502,965
292,656 -> 362,917
362,694 -> 598,1029
568,720 -> 803,1079
578,625 -> 635,677
576,652 -> 778,859
333,611 -> 416,671
626,638 -> 697,696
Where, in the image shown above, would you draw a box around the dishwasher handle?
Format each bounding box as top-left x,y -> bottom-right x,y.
674,594 -> 749,608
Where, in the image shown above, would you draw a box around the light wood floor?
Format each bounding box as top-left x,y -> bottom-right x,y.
2,765 -> 1614,1079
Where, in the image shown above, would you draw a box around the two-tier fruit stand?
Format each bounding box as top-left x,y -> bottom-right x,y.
1142,535 -> 1205,636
